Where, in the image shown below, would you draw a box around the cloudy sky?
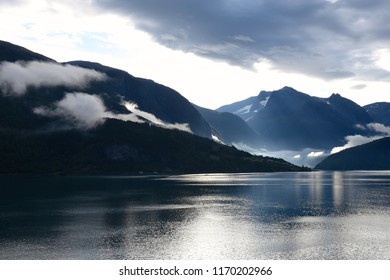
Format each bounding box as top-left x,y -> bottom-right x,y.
1,0 -> 390,108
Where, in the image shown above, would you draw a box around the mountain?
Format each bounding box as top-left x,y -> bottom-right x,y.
0,40 -> 53,62
315,137 -> 390,170
0,118 -> 306,174
0,40 -> 307,174
218,87 -> 373,150
194,105 -> 263,148
66,61 -> 212,138
217,91 -> 272,121
364,102 -> 390,126
0,41 -> 212,138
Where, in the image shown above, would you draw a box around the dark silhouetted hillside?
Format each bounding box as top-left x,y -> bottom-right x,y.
315,137 -> 390,170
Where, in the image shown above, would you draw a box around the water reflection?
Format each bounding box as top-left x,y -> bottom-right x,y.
332,172 -> 344,207
0,172 -> 390,259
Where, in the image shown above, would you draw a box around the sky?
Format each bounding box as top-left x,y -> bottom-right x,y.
1,0 -> 390,109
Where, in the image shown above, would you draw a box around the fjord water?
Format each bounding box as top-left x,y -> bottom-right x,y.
0,172 -> 389,260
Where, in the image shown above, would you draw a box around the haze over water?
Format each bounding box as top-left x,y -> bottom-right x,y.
0,171 -> 389,259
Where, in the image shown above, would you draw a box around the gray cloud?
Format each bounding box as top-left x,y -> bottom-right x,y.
0,0 -> 24,6
351,84 -> 367,90
93,0 -> 390,81
0,61 -> 107,96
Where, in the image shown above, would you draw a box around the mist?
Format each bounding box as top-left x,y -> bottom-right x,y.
124,102 -> 192,133
34,92 -> 192,133
0,60 -> 192,132
0,61 -> 106,96
331,123 -> 390,154
33,92 -> 142,129
232,142 -> 326,167
234,122 -> 390,166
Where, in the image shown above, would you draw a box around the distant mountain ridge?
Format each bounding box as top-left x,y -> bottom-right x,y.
364,102 -> 390,126
218,86 -> 373,150
194,104 -> 263,148
217,91 -> 272,121
314,101 -> 390,170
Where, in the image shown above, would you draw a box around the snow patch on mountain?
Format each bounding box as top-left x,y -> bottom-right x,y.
259,96 -> 270,107
234,105 -> 252,115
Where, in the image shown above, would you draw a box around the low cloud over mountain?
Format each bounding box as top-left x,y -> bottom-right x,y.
0,61 -> 106,96
216,86 -> 390,167
34,92 -> 143,129
0,48 -> 194,133
34,93 -> 192,132
0,40 -> 308,174
124,102 -> 192,133
331,122 -> 390,154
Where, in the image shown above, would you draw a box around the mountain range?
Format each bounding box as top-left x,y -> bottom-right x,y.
216,86 -> 390,169
0,40 -> 306,174
364,102 -> 390,126
194,104 -> 263,148
217,86 -> 374,150
1,40 -> 390,172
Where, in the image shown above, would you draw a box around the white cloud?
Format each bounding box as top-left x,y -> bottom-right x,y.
231,144 -> 327,167
367,122 -> 390,135
375,48 -> 390,72
331,122 -> 390,154
34,92 -> 144,129
354,123 -> 366,130
307,151 -> 325,158
0,61 -> 106,95
331,135 -> 382,154
124,102 -> 192,133
212,135 -> 224,144
34,93 -> 192,132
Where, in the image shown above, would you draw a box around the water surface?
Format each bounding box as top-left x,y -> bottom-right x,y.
0,171 -> 389,259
